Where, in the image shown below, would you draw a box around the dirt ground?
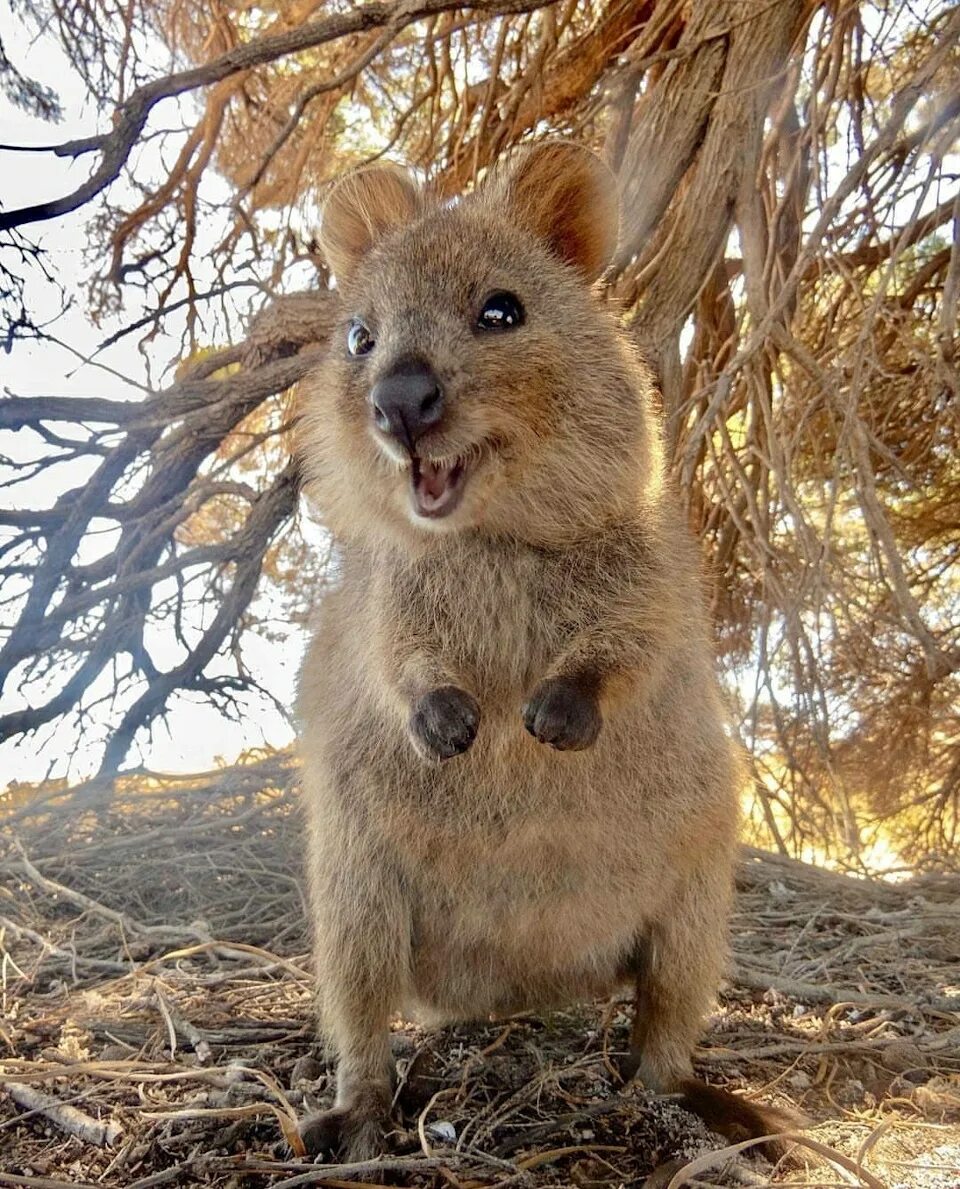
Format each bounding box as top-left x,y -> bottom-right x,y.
1,755 -> 958,1188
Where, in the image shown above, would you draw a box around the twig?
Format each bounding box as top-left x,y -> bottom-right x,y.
733,968 -> 959,1015
154,986 -> 213,1062
663,1131 -> 888,1189
11,841 -> 200,944
2,1081 -> 122,1147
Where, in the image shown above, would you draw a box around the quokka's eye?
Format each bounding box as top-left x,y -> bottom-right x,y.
347,319 -> 375,357
477,291 -> 524,332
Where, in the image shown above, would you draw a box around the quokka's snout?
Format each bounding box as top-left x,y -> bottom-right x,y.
294,140 -> 797,1169
369,355 -> 445,455
365,354 -> 472,519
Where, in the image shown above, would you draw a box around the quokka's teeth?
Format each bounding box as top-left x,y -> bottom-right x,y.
419,460 -> 457,500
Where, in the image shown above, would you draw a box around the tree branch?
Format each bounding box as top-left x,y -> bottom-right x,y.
0,0 -> 552,232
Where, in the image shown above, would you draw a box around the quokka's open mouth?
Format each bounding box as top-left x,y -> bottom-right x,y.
411,455 -> 469,518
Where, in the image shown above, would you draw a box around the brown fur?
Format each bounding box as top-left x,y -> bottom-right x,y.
295,142 -> 790,1162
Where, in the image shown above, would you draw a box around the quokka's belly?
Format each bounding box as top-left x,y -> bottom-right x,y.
399,782 -> 660,1019
407,937 -> 627,1022
346,693 -> 712,1017
406,893 -> 635,1020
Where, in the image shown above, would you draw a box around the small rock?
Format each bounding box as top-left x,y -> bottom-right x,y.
837,1077 -> 864,1105
880,1041 -> 926,1073
290,1055 -> 324,1086
426,1120 -> 456,1143
390,1033 -> 417,1059
99,1044 -> 132,1061
396,1048 -> 444,1113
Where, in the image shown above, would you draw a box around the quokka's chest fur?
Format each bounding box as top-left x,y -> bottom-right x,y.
371,527 -> 658,699
387,541 -> 555,694
307,523 -> 705,848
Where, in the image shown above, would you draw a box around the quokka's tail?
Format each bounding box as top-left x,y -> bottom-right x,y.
678,1077 -> 800,1162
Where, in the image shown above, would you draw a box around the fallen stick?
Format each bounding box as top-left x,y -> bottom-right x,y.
2,1081 -> 122,1147
10,840 -> 203,944
733,967 -> 960,1014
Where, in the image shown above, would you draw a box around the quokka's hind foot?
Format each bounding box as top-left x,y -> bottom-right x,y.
298,1083 -> 392,1164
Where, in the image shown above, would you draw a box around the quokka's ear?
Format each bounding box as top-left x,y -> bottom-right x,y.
320,165 -> 420,283
493,141 -> 619,282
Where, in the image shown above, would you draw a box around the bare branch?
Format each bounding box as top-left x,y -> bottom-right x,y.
0,0 -> 552,232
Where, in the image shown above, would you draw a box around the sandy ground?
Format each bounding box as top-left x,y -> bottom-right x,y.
1,755 -> 958,1187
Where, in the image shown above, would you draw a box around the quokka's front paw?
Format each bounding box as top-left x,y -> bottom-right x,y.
409,686 -> 480,761
523,676 -> 602,751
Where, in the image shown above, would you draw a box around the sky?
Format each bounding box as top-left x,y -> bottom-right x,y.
0,10 -> 307,788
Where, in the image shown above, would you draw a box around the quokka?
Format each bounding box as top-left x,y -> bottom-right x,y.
295,141 -> 791,1162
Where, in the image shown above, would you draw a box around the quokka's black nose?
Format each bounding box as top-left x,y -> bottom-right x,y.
370,357 -> 444,453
